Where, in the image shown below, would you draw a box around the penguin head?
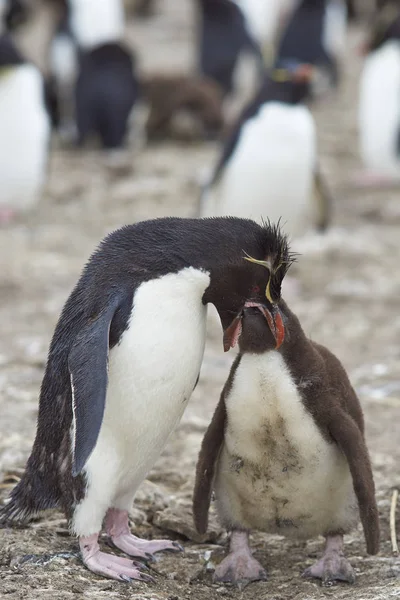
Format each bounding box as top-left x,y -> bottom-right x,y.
362,2 -> 400,54
205,220 -> 295,352
269,59 -> 315,102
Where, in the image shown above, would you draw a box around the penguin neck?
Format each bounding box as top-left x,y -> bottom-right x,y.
258,77 -> 310,106
0,33 -> 25,69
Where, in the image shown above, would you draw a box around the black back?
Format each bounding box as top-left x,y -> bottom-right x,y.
0,32 -> 24,68
75,42 -> 138,149
275,0 -> 338,85
197,0 -> 263,95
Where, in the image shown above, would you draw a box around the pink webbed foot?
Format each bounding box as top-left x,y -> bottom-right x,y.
105,508 -> 184,560
214,530 -> 267,585
80,534 -> 154,583
302,534 -> 355,586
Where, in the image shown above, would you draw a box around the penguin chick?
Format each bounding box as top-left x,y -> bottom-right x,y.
142,74 -> 224,142
196,0 -> 263,97
275,0 -> 348,94
356,2 -> 400,186
0,33 -> 50,224
0,217 -> 289,583
199,61 -> 332,240
193,228 -> 379,586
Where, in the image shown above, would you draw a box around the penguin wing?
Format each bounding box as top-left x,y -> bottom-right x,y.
193,394 -> 227,534
312,166 -> 333,232
68,294 -> 125,476
328,411 -> 380,555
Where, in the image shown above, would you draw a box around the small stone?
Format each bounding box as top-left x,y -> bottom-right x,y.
71,584 -> 84,593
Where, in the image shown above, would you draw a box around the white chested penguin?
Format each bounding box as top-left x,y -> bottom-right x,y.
275,0 -> 348,93
356,2 -> 400,186
0,216 -> 287,583
193,224 -> 379,586
235,0 -> 297,65
54,0 -> 138,153
199,61 -> 332,241
0,28 -> 50,224
196,0 -> 263,98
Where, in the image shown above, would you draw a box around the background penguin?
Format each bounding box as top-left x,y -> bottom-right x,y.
193,224 -> 379,585
0,216 -> 285,583
0,29 -> 50,223
356,1 -> 400,186
275,0 -> 348,93
196,0 -> 263,99
199,61 -> 332,242
51,0 -> 138,154
233,0 -> 296,65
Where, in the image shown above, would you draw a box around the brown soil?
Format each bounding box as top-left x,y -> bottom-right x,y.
1,2 -> 399,599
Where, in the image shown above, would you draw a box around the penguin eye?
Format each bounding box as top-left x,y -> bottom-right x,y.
252,285 -> 260,294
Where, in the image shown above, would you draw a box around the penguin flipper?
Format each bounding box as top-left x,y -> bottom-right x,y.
193,394 -> 227,534
328,412 -> 380,555
68,295 -> 124,477
312,166 -> 333,232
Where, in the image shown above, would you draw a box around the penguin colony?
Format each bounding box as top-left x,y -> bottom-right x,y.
0,0 -> 393,591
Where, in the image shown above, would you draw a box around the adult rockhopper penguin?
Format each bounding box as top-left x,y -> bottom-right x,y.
0,216 -> 284,583
193,224 -> 379,586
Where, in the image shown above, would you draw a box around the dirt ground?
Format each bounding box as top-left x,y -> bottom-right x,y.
1,2 -> 400,599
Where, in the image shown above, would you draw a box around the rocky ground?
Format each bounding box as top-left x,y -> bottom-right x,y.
1,2 -> 400,599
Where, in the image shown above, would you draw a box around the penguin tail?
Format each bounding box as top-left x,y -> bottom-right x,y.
0,463 -> 60,526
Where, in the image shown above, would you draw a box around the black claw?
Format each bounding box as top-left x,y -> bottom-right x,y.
144,552 -> 155,562
172,542 -> 184,552
141,573 -> 156,584
120,574 -> 132,583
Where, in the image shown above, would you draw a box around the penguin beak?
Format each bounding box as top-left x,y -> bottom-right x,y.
223,313 -> 243,352
261,304 -> 285,350
222,302 -> 285,352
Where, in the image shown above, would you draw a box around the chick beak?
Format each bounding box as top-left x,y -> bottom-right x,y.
244,301 -> 285,350
262,304 -> 285,349
223,302 -> 285,352
223,313 -> 243,352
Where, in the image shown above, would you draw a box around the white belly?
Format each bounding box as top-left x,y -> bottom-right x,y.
0,65 -> 50,211
203,103 -> 316,240
358,41 -> 400,175
72,268 -> 210,536
215,352 -> 357,538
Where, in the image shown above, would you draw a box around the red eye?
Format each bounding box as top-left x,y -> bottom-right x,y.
252,285 -> 260,294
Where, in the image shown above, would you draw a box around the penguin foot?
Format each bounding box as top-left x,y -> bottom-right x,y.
302,534 -> 355,586
105,508 -> 184,559
80,534 -> 154,583
214,530 -> 267,585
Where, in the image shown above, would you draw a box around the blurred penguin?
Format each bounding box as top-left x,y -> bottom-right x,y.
275,0 -> 348,94
235,0 -> 296,64
9,0 -> 66,75
196,0 -> 263,99
0,30 -> 50,223
199,61 -> 332,241
356,1 -> 400,186
50,0 -> 138,159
